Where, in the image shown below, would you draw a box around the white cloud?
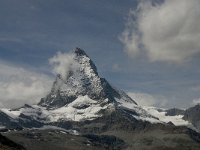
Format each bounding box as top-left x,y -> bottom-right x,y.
49,51 -> 78,80
0,61 -> 53,108
127,92 -> 167,107
192,98 -> 200,105
120,0 -> 200,63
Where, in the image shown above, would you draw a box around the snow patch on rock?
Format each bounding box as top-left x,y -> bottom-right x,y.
143,106 -> 190,126
48,95 -> 113,121
1,95 -> 114,122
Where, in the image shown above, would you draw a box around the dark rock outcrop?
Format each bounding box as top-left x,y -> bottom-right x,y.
0,133 -> 25,150
166,108 -> 185,116
183,104 -> 200,131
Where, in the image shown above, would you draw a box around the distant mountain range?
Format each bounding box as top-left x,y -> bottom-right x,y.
1,48 -> 200,149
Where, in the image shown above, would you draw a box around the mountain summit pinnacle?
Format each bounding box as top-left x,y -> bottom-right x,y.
38,48 -> 137,108
74,47 -> 88,56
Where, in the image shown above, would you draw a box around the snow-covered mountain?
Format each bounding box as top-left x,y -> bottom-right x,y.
0,48 -> 194,130
39,48 -> 137,109
1,48 -> 200,150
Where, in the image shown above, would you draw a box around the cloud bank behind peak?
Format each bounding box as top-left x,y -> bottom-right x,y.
0,61 -> 53,108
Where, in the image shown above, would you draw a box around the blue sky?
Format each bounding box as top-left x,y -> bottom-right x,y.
0,0 -> 200,108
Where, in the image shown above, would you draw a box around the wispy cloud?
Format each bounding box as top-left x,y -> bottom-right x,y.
49,51 -> 79,80
120,0 -> 200,63
192,98 -> 200,105
127,92 -> 167,107
0,37 -> 23,43
112,63 -> 121,72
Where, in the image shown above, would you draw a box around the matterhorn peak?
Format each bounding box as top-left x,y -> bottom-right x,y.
38,48 -> 137,109
74,47 -> 88,56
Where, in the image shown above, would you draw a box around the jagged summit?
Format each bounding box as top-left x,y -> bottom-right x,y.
38,48 -> 137,109
74,47 -> 88,56
73,47 -> 98,76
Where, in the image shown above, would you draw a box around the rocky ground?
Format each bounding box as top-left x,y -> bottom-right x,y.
0,133 -> 25,150
2,126 -> 200,150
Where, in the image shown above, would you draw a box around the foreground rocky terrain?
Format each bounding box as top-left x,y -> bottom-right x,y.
0,133 -> 25,150
2,125 -> 200,150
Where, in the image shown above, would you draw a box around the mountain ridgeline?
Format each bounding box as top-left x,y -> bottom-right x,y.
1,48 -> 200,149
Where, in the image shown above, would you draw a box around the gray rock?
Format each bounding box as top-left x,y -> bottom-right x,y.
183,104 -> 200,131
